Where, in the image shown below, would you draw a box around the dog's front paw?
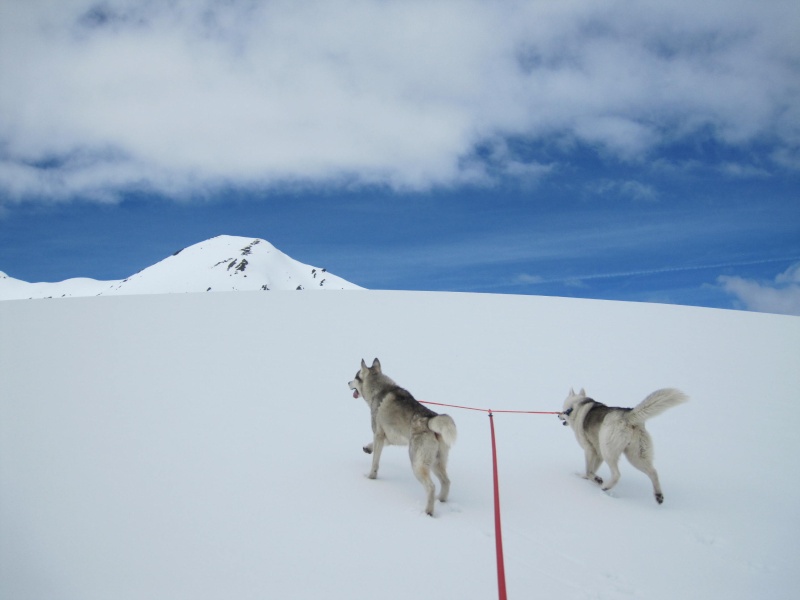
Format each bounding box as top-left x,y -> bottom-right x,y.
655,493 -> 664,504
368,471 -> 378,480
362,445 -> 373,454
593,476 -> 604,485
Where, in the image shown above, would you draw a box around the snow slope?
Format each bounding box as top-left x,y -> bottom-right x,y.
0,235 -> 361,299
1,291 -> 798,599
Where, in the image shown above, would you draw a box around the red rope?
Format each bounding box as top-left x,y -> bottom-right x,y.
418,399 -> 559,599
488,411 -> 507,600
420,399 -> 560,415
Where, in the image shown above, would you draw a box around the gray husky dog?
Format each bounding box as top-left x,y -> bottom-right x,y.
348,358 -> 457,516
559,387 -> 688,504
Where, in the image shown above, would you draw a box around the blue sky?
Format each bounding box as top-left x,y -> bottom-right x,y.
1,0 -> 799,313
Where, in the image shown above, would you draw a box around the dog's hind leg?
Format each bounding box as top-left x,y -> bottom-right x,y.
624,438 -> 664,504
410,433 -> 439,516
413,464 -> 437,516
433,444 -> 451,503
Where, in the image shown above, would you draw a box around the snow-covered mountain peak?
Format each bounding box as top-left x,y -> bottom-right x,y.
0,235 -> 363,299
105,235 -> 362,295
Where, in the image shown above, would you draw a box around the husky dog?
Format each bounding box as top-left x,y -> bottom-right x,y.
348,358 -> 457,516
559,387 -> 688,504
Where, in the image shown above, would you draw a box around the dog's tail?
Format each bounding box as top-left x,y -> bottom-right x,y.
428,415 -> 457,447
628,388 -> 688,425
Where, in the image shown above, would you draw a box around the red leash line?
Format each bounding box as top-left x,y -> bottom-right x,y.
420,400 -> 489,412
420,399 -> 560,415
488,408 -> 561,415
417,399 -> 559,599
488,411 -> 508,600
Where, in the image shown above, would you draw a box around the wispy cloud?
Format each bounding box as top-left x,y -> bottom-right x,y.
588,179 -> 659,202
718,262 -> 800,316
1,0 -> 798,204
517,257 -> 800,291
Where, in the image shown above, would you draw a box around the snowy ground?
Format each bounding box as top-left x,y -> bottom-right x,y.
1,291 -> 798,599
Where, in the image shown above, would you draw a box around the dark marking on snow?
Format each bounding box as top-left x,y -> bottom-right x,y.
240,240 -> 261,256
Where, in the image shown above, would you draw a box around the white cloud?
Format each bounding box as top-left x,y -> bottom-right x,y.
590,179 -> 659,202
1,0 -> 798,203
515,273 -> 544,285
775,262 -> 800,285
718,262 -> 800,316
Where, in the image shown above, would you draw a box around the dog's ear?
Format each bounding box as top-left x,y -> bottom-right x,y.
579,388 -> 586,397
361,359 -> 367,369
569,387 -> 575,396
372,357 -> 381,372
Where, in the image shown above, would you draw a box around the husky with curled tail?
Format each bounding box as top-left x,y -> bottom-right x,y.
559,388 -> 688,504
348,358 -> 457,516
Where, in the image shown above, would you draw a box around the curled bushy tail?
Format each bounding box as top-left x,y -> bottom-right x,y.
628,388 -> 688,425
429,415 -> 457,447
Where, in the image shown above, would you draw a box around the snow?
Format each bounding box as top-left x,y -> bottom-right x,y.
0,236 -> 361,300
0,272 -> 113,299
1,290 -> 799,599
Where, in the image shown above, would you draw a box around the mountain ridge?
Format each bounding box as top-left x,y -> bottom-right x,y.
0,235 -> 363,299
